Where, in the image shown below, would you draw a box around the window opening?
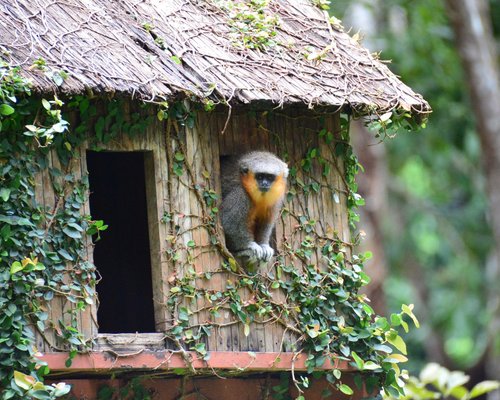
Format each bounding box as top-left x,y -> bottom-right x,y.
87,151 -> 155,333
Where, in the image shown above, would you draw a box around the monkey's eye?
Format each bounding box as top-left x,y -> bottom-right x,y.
240,167 -> 249,174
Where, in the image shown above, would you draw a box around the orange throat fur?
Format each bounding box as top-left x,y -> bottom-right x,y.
241,172 -> 286,233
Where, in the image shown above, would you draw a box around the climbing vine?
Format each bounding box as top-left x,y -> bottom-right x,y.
0,60 -> 154,399
156,104 -> 422,398
0,61 -> 77,399
212,0 -> 281,50
1,53 -> 425,400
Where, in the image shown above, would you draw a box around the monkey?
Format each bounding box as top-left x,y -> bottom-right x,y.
220,151 -> 288,271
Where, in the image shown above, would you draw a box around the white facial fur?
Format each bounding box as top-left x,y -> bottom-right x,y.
238,151 -> 289,178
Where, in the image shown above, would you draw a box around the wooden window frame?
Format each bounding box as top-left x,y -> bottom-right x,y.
83,131 -> 171,351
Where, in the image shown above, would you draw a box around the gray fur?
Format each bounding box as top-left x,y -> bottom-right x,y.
220,151 -> 288,270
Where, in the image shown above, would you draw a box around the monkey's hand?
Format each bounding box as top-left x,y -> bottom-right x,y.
237,241 -> 264,261
260,244 -> 274,262
236,242 -> 274,264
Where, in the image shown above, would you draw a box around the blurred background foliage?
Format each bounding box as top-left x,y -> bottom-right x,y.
331,0 -> 499,388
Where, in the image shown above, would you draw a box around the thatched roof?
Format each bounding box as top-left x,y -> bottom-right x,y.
0,0 -> 430,114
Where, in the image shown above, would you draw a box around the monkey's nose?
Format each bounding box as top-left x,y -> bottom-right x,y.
259,181 -> 272,192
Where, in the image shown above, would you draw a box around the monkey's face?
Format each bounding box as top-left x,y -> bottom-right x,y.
255,173 -> 276,192
242,168 -> 276,193
238,151 -> 288,203
240,167 -> 287,206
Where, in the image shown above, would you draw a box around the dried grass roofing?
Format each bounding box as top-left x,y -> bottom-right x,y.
0,0 -> 430,114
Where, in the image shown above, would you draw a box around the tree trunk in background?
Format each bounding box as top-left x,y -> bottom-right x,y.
445,0 -> 500,396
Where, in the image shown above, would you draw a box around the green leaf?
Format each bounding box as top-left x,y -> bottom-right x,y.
30,390 -> 51,400
171,55 -> 182,64
383,354 -> 408,363
449,385 -> 469,399
363,361 -> 382,371
0,188 -> 11,201
351,351 -> 364,370
387,333 -> 407,355
373,344 -> 393,353
67,222 -> 83,231
62,226 -> 82,239
178,307 -> 189,321
306,328 -> 319,338
14,371 -> 35,390
52,122 -> 66,133
244,323 -> 250,337
390,313 -> 402,327
10,261 -> 24,274
0,215 -> 34,226
53,383 -> 71,397
402,304 -> 420,328
228,258 -> 238,272
470,381 -> 500,398
337,384 -> 353,395
0,103 -> 15,115
194,342 -> 206,355
58,249 -> 74,261
41,98 -> 51,110
52,71 -> 64,86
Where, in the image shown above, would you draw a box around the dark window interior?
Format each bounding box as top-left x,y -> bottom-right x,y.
87,151 -> 155,333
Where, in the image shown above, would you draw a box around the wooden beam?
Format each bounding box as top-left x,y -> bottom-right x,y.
40,351 -> 351,373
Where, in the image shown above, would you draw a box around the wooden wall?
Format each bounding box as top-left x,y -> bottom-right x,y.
210,107 -> 349,352
33,139 -> 99,351
34,102 -> 349,355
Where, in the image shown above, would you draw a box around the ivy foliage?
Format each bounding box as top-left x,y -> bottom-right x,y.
0,61 -> 79,399
1,54 -> 423,400
212,0 -> 280,50
162,110 -> 422,399
0,59 -> 156,398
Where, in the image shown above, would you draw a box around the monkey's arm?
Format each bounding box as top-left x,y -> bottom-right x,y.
254,204 -> 282,262
221,188 -> 262,255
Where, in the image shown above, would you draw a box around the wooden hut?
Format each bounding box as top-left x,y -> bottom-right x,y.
0,0 -> 429,398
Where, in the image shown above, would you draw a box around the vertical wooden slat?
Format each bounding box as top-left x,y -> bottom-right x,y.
78,142 -> 99,344
144,128 -> 170,333
156,117 -> 175,348
47,149 -> 70,350
206,112 -> 224,352
283,111 -> 301,352
185,113 -> 206,349
265,111 -> 280,353
214,111 -> 233,353
68,145 -> 84,344
198,111 -> 225,352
